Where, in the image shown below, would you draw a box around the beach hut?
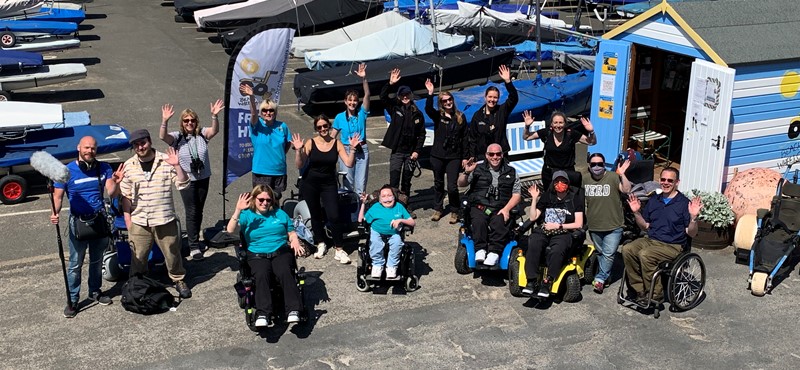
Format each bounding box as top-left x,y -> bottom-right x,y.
589,0 -> 800,192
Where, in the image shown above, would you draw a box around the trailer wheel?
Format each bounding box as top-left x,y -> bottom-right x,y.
0,32 -> 16,48
0,175 -> 27,204
0,91 -> 10,101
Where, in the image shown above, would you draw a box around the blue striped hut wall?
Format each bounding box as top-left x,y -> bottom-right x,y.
726,61 -> 800,182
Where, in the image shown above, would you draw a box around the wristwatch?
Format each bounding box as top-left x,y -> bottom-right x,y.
559,223 -> 563,230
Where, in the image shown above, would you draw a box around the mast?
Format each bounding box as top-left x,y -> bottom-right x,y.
535,0 -> 542,75
429,0 -> 439,55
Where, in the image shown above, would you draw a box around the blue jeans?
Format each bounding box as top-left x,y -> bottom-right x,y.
68,216 -> 109,302
339,144 -> 369,195
369,229 -> 402,268
589,228 -> 623,284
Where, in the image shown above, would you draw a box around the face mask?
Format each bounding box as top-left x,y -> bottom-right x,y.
590,166 -> 606,178
554,182 -> 569,193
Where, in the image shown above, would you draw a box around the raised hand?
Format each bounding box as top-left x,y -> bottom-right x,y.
210,99 -> 224,116
425,78 -> 434,95
522,110 -> 534,127
239,83 -> 253,96
359,192 -> 369,203
355,63 -> 367,79
627,193 -> 641,213
528,184 -> 540,200
389,68 -> 401,85
236,192 -> 251,211
617,159 -> 631,174
498,64 -> 511,83
165,147 -> 180,166
291,132 -> 305,151
689,196 -> 703,219
464,158 -> 477,173
161,104 -> 174,123
581,116 -> 594,132
112,163 -> 125,184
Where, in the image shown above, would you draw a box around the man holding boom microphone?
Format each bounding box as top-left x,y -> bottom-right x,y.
51,136 -> 125,318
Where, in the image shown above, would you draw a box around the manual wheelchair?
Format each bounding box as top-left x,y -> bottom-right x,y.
233,233 -> 308,332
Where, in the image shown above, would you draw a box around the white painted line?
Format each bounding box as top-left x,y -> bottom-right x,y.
181,26 -> 198,29
371,161 -> 389,166
367,139 -> 382,145
0,208 -> 68,218
0,253 -> 60,269
43,55 -> 58,60
210,50 -> 227,53
278,103 -> 302,108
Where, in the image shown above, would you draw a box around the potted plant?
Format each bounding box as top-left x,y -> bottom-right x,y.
686,189 -> 735,249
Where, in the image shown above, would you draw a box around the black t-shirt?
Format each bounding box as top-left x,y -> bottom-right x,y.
535,187 -> 585,225
535,127 -> 583,169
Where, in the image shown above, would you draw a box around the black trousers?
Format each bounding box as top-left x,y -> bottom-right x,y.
248,250 -> 301,317
430,156 -> 461,212
178,177 -> 210,249
389,152 -> 414,196
526,231 -> 573,281
300,180 -> 343,247
469,207 -> 509,254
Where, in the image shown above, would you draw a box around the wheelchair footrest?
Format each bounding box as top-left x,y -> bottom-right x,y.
474,264 -> 502,271
734,247 -> 749,265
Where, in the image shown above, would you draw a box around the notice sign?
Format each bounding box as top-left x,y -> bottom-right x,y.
598,98 -> 614,119
602,53 -> 618,75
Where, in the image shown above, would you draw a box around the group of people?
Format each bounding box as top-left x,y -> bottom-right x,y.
52,62 -> 704,321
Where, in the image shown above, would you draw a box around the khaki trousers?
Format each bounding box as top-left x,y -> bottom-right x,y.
622,237 -> 682,299
128,219 -> 185,282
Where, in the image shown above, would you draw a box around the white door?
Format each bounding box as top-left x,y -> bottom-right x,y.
679,59 -> 735,193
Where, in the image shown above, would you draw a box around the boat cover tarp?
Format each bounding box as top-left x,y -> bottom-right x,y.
385,70 -> 595,129
381,0 -> 486,13
498,39 -> 597,61
0,124 -> 130,167
1,37 -> 79,52
554,50 -> 597,73
0,101 -> 90,129
304,20 -> 473,70
0,19 -> 78,35
0,63 -> 87,90
194,0 -> 314,29
0,49 -> 43,71
294,48 -> 515,106
0,0 -> 42,18
291,11 -> 409,58
8,6 -> 85,24
174,0 -> 246,17
220,0 -> 380,50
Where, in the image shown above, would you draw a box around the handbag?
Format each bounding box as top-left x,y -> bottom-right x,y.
70,165 -> 112,241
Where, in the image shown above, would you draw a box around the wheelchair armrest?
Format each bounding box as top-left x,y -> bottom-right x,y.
571,228 -> 586,241
756,208 -> 769,220
403,225 -> 414,235
518,220 -> 536,234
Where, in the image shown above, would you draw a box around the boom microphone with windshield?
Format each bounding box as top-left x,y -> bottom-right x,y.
30,151 -> 74,312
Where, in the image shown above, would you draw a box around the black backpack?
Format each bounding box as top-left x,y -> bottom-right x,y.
121,274 -> 175,315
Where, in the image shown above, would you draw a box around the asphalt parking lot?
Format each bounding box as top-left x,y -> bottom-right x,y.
1,1 -> 800,369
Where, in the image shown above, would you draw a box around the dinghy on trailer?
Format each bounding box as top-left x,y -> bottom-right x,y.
0,63 -> 87,100
0,101 -> 90,132
194,0 -> 314,30
0,36 -> 78,52
290,10 -> 409,58
174,0 -> 247,22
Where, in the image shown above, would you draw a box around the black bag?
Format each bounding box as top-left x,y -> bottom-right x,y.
71,211 -> 111,241
121,274 -> 175,315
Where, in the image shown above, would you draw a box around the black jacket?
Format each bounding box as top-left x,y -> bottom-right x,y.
425,94 -> 467,160
381,84 -> 426,154
468,160 -> 518,210
467,81 -> 518,159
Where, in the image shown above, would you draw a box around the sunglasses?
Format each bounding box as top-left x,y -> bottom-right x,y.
316,123 -> 330,130
399,94 -> 412,99
589,162 -> 604,168
487,152 -> 503,157
182,118 -> 197,123
660,178 -> 676,183
256,197 -> 271,203
260,108 -> 276,114
441,97 -> 453,103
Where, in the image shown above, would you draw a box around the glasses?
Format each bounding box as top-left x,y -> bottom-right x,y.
316,123 -> 330,130
256,197 -> 271,203
589,162 -> 604,168
441,97 -> 453,103
487,152 -> 503,157
132,140 -> 148,148
660,177 -> 676,183
399,94 -> 412,99
261,108 -> 276,114
182,118 -> 197,123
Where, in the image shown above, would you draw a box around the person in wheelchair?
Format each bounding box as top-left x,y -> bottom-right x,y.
226,185 -> 305,327
622,167 -> 702,305
457,143 -> 522,267
524,171 -> 585,298
357,185 -> 415,279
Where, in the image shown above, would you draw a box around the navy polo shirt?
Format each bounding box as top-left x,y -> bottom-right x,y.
642,191 -> 691,245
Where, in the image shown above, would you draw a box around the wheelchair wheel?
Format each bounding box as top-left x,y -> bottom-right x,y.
666,253 -> 706,311
356,274 -> 371,292
235,272 -> 247,309
750,272 -> 768,297
405,275 -> 420,292
561,273 -> 582,303
454,244 -> 472,274
582,253 -> 598,285
507,247 -> 524,297
102,250 -> 121,282
733,214 -> 758,250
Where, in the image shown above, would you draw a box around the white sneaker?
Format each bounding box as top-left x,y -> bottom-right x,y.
255,316 -> 268,327
336,249 -> 351,264
286,311 -> 300,324
475,249 -> 487,263
483,252 -> 499,266
371,265 -> 383,278
314,243 -> 327,259
385,266 -> 398,279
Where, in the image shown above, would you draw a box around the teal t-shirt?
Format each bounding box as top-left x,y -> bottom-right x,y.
364,202 -> 410,235
333,106 -> 368,145
238,208 -> 294,254
250,118 -> 291,176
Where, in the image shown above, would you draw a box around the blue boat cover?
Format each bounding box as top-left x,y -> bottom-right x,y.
385,70 -> 595,129
0,50 -> 43,70
0,125 -> 130,168
13,6 -> 85,24
589,0 -> 649,5
382,0 -> 488,13
0,19 -> 78,35
498,39 -> 597,61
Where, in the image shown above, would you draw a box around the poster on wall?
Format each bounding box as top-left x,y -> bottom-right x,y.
598,99 -> 614,119
602,53 -> 618,75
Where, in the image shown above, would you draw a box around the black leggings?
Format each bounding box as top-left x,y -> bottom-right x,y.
248,250 -> 301,317
430,156 -> 461,212
469,207 -> 509,254
526,232 -> 573,281
178,177 -> 209,249
301,180 -> 343,247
